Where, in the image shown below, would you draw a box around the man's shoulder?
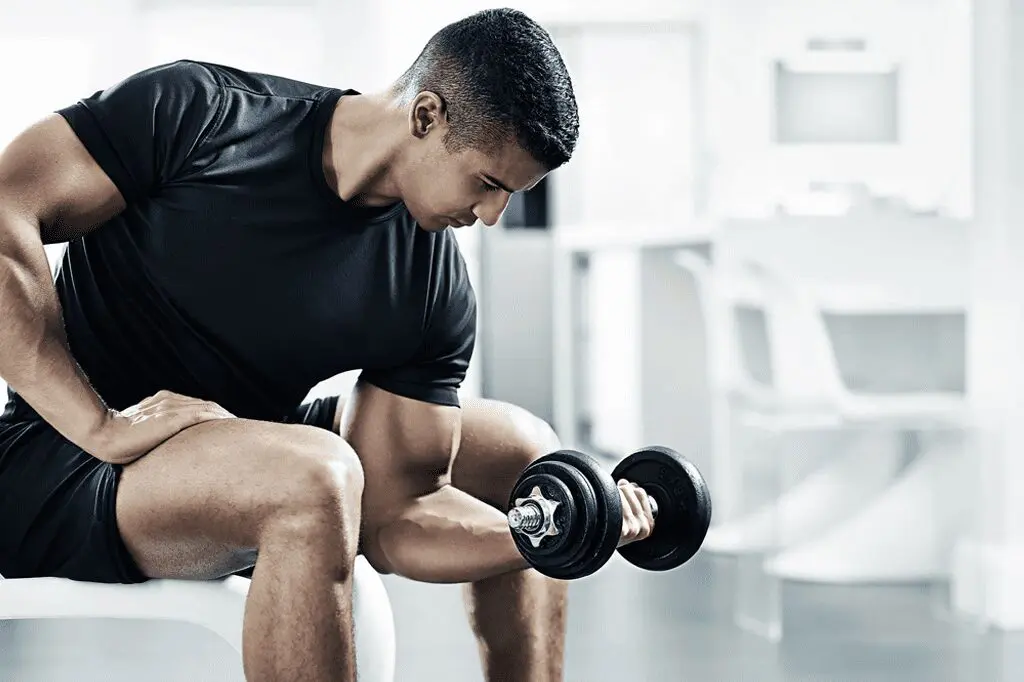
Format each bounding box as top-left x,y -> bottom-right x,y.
187,60 -> 338,103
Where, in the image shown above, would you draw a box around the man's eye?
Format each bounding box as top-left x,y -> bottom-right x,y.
481,182 -> 500,192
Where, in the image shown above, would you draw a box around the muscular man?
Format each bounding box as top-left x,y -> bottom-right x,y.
0,9 -> 654,682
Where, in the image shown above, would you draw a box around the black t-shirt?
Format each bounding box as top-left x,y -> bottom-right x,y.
18,60 -> 477,423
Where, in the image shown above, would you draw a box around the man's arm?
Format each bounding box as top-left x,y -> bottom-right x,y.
341,380 -> 530,583
0,61 -> 223,454
0,115 -> 126,446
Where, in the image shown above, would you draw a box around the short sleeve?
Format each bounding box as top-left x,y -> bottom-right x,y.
56,60 -> 224,204
361,239 -> 477,408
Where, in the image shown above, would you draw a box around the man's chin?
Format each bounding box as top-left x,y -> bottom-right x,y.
414,216 -> 452,232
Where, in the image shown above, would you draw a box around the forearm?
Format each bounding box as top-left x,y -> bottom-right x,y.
0,211 -> 108,446
374,484 -> 530,584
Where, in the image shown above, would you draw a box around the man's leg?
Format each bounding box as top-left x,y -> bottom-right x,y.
332,396 -> 567,682
116,418 -> 365,682
451,399 -> 567,682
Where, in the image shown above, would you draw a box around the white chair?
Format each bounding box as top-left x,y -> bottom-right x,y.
674,251 -> 970,580
675,250 -> 887,545
735,260 -> 972,582
0,555 -> 397,681
738,257 -> 968,430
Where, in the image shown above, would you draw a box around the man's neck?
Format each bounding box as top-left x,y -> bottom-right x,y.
323,92 -> 404,208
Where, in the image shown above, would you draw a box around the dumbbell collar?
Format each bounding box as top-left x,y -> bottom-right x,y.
508,486 -> 563,548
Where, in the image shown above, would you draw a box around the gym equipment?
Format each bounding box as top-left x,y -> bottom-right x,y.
507,446 -> 712,580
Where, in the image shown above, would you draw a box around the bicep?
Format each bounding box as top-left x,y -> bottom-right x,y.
0,114 -> 125,244
341,379 -> 461,511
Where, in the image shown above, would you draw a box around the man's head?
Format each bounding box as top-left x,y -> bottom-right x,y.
390,8 -> 579,231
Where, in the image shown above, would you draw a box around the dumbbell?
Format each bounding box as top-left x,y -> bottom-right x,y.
506,446 -> 712,580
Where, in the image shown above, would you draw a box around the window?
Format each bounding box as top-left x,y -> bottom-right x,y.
774,63 -> 900,145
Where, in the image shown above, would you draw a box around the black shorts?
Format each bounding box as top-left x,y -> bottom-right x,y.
0,390 -> 340,584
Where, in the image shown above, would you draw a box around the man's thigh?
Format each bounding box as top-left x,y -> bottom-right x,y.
333,394 -> 559,510
117,417 -> 357,581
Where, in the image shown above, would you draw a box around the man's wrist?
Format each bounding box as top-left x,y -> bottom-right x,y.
499,527 -> 533,574
72,407 -> 112,451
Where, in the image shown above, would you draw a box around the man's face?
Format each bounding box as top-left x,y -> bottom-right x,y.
401,117 -> 549,232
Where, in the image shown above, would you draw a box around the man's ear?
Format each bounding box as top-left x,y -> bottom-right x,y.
409,91 -> 448,139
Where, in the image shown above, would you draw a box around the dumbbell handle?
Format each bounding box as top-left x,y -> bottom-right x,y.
507,485 -> 659,535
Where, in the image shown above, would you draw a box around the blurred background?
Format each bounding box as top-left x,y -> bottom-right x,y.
4,0 -> 1024,679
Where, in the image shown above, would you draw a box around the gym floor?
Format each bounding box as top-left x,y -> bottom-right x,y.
1,554 -> 1021,682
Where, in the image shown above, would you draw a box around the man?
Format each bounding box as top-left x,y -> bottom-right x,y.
0,8 -> 654,682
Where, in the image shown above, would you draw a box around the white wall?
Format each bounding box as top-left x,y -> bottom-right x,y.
140,7 -> 325,82
0,40 -> 97,139
377,0 -> 704,60
705,0 -> 972,220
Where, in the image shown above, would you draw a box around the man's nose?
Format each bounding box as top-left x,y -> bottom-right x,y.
473,192 -> 512,227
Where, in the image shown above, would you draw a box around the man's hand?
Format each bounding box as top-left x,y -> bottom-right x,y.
84,389 -> 235,465
617,479 -> 655,548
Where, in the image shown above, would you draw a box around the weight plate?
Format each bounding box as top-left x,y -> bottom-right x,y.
516,460 -> 597,550
508,470 -> 579,560
612,446 -> 712,571
537,450 -> 621,580
508,461 -> 594,574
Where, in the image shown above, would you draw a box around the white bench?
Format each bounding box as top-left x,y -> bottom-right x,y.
0,555 -> 396,681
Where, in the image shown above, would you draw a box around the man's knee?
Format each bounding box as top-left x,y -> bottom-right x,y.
502,404 -> 562,470
266,425 -> 365,537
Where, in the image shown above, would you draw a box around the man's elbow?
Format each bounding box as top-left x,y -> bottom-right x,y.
358,484 -> 435,578
356,447 -> 456,578
360,491 -> 456,583
360,537 -> 397,576
362,512 -> 424,580
358,498 -> 413,576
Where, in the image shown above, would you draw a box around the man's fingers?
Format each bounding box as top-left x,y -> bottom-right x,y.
196,405 -> 234,421
634,483 -> 654,539
128,393 -> 214,414
619,480 -> 645,540
619,480 -> 655,542
122,396 -> 233,425
137,390 -> 175,407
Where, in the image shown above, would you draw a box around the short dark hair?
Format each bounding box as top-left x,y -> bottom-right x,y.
393,8 -> 579,171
